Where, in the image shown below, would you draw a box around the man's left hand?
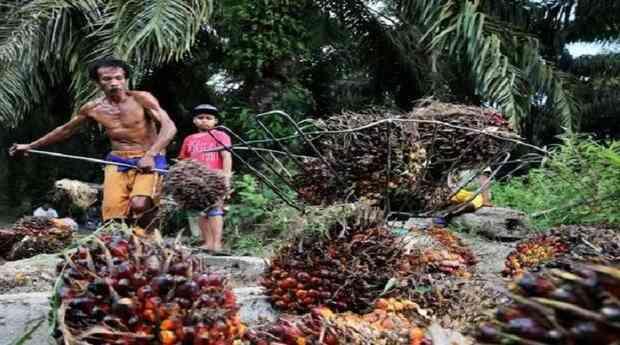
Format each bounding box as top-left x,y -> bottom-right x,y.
137,155 -> 155,172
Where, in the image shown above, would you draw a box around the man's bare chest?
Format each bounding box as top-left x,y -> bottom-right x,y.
92,100 -> 148,129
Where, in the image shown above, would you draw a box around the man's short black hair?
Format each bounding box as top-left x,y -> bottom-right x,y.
192,104 -> 219,117
88,58 -> 132,81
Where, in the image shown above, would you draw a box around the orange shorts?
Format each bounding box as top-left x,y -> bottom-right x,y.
102,150 -> 163,221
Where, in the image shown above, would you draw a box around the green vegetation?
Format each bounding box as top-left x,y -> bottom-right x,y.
224,174 -> 298,256
492,137 -> 620,229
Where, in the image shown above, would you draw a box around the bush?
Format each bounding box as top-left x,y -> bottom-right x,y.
225,174 -> 299,255
492,136 -> 620,229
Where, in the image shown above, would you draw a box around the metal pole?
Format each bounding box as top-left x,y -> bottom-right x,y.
26,149 -> 168,173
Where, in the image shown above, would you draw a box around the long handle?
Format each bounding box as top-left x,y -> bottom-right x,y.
27,149 -> 168,173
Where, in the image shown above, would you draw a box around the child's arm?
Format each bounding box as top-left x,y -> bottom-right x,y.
219,132 -> 233,187
178,137 -> 190,160
222,151 -> 232,186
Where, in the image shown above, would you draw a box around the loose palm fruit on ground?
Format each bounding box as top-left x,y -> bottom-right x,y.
502,235 -> 569,277
51,229 -> 244,345
243,305 -> 432,345
477,264 -> 620,344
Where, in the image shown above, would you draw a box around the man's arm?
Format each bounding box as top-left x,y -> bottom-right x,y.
134,92 -> 177,168
9,105 -> 92,156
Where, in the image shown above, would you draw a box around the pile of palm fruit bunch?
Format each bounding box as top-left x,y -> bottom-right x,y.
503,224 -> 620,277
163,159 -> 229,212
243,299 -> 434,345
408,100 -> 514,174
261,204 -> 478,315
51,229 -> 244,345
407,275 -> 505,332
294,110 -> 426,206
293,100 -> 515,211
402,226 -> 478,278
0,216 -> 73,260
477,264 -> 620,344
261,205 -> 406,314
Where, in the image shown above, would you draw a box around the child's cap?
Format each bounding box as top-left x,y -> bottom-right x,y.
192,104 -> 219,117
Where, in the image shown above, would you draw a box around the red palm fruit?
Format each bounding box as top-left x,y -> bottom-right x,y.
495,307 -> 525,322
109,239 -> 129,258
152,274 -> 176,295
197,273 -> 222,287
506,318 -> 547,340
169,262 -> 189,276
517,273 -> 555,297
116,278 -> 132,296
296,272 -> 311,283
145,296 -> 162,310
143,308 -> 157,322
160,330 -> 176,345
115,261 -> 134,279
295,290 -> 308,300
137,285 -> 154,300
160,318 -> 178,330
132,272 -> 148,287
176,280 -> 200,299
477,323 -> 501,342
223,290 -> 236,307
310,277 -> 322,286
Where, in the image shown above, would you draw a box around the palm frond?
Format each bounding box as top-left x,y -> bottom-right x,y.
0,0 -> 213,127
403,0 -> 578,130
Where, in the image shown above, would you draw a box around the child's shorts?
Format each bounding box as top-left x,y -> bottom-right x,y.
206,208 -> 225,217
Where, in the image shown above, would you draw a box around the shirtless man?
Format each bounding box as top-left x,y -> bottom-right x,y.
9,58 -> 177,225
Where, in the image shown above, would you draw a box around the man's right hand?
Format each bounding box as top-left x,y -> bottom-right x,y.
9,143 -> 31,157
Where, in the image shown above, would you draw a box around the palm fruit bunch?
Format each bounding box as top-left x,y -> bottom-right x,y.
402,226 -> 478,278
293,101 -> 514,212
262,204 -> 416,314
503,225 -> 620,277
550,225 -> 620,266
293,110 -> 427,207
243,301 -> 433,345
51,230 -> 244,345
477,264 -> 620,344
164,159 -> 229,212
503,234 -> 570,277
407,100 -> 515,175
0,216 -> 73,260
407,275 -> 505,332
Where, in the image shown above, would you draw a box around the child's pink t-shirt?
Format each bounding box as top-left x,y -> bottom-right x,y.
178,130 -> 232,170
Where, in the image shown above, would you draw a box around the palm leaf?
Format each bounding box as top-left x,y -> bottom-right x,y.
0,0 -> 213,127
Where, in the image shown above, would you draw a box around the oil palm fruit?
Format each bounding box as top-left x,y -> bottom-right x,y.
293,101 -> 514,211
164,159 -> 229,212
262,205 -> 408,313
243,302 -> 433,345
0,216 -> 73,260
503,224 -> 620,277
51,230 -> 244,345
503,235 -> 570,277
477,264 -> 620,344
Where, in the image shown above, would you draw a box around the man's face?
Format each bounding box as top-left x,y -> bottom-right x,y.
193,113 -> 218,130
96,67 -> 127,94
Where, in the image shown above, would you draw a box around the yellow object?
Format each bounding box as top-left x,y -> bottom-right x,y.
450,190 -> 483,209
102,150 -> 163,220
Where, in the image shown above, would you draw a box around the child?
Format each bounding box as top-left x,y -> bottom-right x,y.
178,104 -> 232,253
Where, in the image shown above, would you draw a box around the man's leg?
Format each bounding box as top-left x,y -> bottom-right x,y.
129,196 -> 158,230
102,165 -> 131,222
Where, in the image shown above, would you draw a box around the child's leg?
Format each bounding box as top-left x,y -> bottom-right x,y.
208,215 -> 224,251
198,215 -> 213,248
